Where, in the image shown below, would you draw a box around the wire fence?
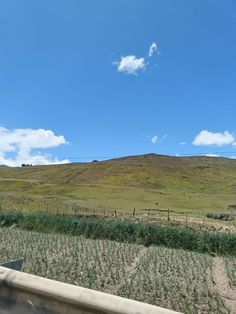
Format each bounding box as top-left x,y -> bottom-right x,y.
0,196 -> 235,233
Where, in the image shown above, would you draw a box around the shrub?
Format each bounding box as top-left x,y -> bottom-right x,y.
0,212 -> 235,256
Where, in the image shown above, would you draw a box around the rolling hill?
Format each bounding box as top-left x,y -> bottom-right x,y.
0,153 -> 236,215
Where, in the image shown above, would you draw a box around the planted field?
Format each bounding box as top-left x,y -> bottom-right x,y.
0,227 -> 235,313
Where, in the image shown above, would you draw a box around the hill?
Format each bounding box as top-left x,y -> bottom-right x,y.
0,153 -> 236,215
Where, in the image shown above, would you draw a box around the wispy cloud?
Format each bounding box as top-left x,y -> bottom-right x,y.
193,130 -> 235,146
205,153 -> 220,157
148,42 -> 159,57
150,134 -> 167,144
113,41 -> 160,75
160,134 -> 167,142
180,142 -> 187,145
0,126 -> 69,166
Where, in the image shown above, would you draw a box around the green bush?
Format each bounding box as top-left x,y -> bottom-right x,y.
0,212 -> 235,256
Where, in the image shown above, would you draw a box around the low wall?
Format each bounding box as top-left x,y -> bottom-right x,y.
0,266 -> 181,314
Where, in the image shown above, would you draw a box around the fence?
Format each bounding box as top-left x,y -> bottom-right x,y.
0,195 -> 235,231
0,266 -> 181,314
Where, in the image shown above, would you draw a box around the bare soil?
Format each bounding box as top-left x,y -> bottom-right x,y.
213,257 -> 236,313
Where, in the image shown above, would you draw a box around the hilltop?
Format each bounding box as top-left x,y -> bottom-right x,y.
0,153 -> 236,215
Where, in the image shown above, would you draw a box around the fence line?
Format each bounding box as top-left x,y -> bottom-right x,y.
0,197 -> 235,228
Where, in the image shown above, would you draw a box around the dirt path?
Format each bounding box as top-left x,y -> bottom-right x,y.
105,247 -> 147,295
213,257 -> 236,313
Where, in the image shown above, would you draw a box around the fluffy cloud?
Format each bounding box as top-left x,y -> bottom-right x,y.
113,41 -> 160,75
193,130 -> 235,146
148,42 -> 158,57
0,126 -> 69,166
113,55 -> 146,75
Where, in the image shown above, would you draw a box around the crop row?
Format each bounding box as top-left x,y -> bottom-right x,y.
0,227 -> 233,313
0,212 -> 235,255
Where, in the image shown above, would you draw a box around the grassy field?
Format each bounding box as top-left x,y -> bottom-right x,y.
0,227 -> 235,313
0,154 -> 236,220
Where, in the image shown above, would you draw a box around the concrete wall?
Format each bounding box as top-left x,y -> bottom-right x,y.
0,266 -> 181,314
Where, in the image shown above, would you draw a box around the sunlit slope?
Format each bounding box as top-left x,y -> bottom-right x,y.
0,154 -> 236,213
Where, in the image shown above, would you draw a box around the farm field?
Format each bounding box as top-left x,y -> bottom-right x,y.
0,227 -> 235,313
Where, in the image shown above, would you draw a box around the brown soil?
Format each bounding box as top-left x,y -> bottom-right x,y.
104,247 -> 147,295
213,257 -> 236,313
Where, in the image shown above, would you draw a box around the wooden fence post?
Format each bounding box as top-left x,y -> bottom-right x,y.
167,209 -> 170,221
185,213 -> 188,226
132,208 -> 136,218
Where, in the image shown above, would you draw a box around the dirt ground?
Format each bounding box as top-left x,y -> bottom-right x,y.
213,257 -> 236,313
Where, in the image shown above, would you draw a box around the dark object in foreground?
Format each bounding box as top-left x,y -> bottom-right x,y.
0,258 -> 24,271
0,266 -> 178,314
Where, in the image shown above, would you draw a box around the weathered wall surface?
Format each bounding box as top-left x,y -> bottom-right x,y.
0,266 -> 181,314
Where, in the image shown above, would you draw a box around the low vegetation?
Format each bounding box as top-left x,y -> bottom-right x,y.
118,247 -> 223,313
223,256 -> 236,287
0,155 -> 235,312
0,212 -> 235,255
206,213 -> 234,221
0,227 -> 235,313
0,154 -> 236,214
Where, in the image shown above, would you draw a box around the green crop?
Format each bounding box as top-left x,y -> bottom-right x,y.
0,212 -> 235,255
1,227 -> 234,313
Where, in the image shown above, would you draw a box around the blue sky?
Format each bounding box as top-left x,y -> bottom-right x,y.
0,0 -> 236,165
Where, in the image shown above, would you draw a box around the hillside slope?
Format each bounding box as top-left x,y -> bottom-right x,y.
0,154 -> 236,214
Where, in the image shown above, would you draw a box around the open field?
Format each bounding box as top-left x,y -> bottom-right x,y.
0,227 -> 235,313
0,154 -> 236,219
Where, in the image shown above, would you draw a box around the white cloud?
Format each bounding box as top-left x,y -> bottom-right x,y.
150,134 -> 167,144
0,126 -> 69,166
113,55 -> 146,75
113,41 -> 161,75
148,42 -> 158,57
160,134 -> 167,142
151,135 -> 158,144
193,130 -> 235,146
180,142 -> 187,145
205,153 -> 220,157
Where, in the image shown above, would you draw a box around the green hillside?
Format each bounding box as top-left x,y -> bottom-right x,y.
0,154 -> 236,215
